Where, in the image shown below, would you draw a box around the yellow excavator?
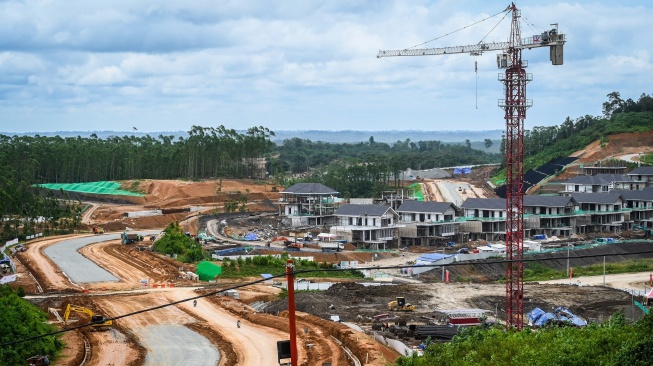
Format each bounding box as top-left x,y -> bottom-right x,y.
63,304 -> 113,331
388,297 -> 415,311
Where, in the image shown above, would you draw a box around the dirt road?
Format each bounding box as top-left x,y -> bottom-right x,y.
540,271 -> 653,294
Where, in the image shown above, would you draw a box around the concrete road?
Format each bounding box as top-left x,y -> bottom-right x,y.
44,232 -> 158,283
136,325 -> 220,366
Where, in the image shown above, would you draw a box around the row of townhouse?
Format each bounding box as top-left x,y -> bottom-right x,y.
277,168 -> 653,248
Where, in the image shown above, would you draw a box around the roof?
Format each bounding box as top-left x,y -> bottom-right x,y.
334,204 -> 394,217
416,253 -> 452,262
460,198 -> 505,210
397,201 -> 454,213
609,189 -> 653,201
627,166 -> 653,176
561,174 -> 633,185
524,195 -> 576,207
571,192 -> 624,204
282,183 -> 339,195
260,274 -> 273,279
402,167 -> 450,180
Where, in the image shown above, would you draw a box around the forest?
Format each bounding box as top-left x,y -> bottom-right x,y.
1,92 -> 653,239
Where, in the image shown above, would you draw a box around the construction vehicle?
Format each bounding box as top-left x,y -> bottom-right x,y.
388,297 -> 415,312
633,224 -> 651,237
63,304 -> 113,331
121,231 -> 143,244
92,226 -> 105,234
26,355 -> 50,366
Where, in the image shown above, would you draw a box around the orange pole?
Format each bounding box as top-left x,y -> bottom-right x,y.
286,259 -> 298,366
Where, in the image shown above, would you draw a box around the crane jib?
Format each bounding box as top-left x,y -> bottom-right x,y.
377,33 -> 565,58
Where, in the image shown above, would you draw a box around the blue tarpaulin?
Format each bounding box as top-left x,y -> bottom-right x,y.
463,167 -> 472,174
244,232 -> 258,241
527,307 -> 587,327
453,168 -> 462,174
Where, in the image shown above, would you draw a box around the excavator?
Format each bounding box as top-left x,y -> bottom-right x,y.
63,304 -> 113,331
633,224 -> 651,238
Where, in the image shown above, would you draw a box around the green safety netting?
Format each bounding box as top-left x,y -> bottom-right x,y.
196,261 -> 222,281
35,181 -> 144,197
408,183 -> 424,201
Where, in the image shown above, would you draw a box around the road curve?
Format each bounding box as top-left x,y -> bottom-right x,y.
43,232 -> 158,283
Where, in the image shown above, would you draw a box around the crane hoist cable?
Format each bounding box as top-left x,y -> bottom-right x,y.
405,8 -> 509,50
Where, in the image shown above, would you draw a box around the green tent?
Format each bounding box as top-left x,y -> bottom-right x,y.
196,261 -> 222,281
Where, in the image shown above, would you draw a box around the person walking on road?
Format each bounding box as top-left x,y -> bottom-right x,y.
193,300 -> 197,307
236,320 -> 241,328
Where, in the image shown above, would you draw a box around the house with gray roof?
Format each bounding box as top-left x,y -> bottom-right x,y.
523,195 -> 578,238
459,198 -> 506,241
277,183 -> 339,227
331,204 -> 401,249
610,189 -> 653,228
396,201 -> 458,246
571,193 -> 626,234
558,174 -> 634,193
626,166 -> 653,189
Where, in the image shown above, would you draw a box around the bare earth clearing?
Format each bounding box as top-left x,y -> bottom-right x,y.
11,135 -> 653,365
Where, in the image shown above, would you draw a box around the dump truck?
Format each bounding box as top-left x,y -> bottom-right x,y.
92,227 -> 105,234
388,297 -> 415,311
63,304 -> 113,331
319,242 -> 344,252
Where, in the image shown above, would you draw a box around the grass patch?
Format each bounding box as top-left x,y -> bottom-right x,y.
218,255 -> 365,279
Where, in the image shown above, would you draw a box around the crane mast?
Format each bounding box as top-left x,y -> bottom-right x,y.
378,3 -> 565,330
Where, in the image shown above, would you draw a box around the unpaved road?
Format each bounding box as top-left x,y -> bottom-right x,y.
169,288 -> 288,366
540,271 -> 653,294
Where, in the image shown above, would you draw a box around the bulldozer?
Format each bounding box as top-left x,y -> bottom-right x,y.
63,304 -> 113,331
388,297 -> 415,311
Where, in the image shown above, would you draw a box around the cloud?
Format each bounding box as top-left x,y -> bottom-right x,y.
0,1 -> 652,133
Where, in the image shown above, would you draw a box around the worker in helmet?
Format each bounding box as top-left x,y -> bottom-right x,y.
193,300 -> 197,307
237,320 -> 241,328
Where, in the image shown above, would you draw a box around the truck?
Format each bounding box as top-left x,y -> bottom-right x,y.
319,242 -> 344,252
388,297 -> 415,311
121,231 -> 143,244
63,304 -> 113,331
92,226 -> 105,234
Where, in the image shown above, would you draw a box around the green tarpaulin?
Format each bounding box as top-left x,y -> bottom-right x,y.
196,261 -> 222,281
35,181 -> 144,197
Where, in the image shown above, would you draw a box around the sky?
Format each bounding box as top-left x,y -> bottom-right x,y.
0,0 -> 651,134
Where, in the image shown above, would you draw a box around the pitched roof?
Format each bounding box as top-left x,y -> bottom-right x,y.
282,183 -> 339,195
609,189 -> 653,201
460,198 -> 505,210
571,192 -> 624,204
334,204 -> 394,217
524,195 -> 576,207
397,201 -> 454,213
561,174 -> 633,185
627,166 -> 653,176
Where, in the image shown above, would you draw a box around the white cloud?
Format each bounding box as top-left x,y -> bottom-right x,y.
0,1 -> 652,133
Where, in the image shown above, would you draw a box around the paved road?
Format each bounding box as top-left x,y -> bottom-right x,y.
43,232 -> 158,283
136,325 -> 220,366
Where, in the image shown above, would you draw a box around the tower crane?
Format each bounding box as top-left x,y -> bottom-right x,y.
377,3 -> 565,330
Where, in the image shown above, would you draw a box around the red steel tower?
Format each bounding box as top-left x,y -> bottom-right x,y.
377,3 -> 565,329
